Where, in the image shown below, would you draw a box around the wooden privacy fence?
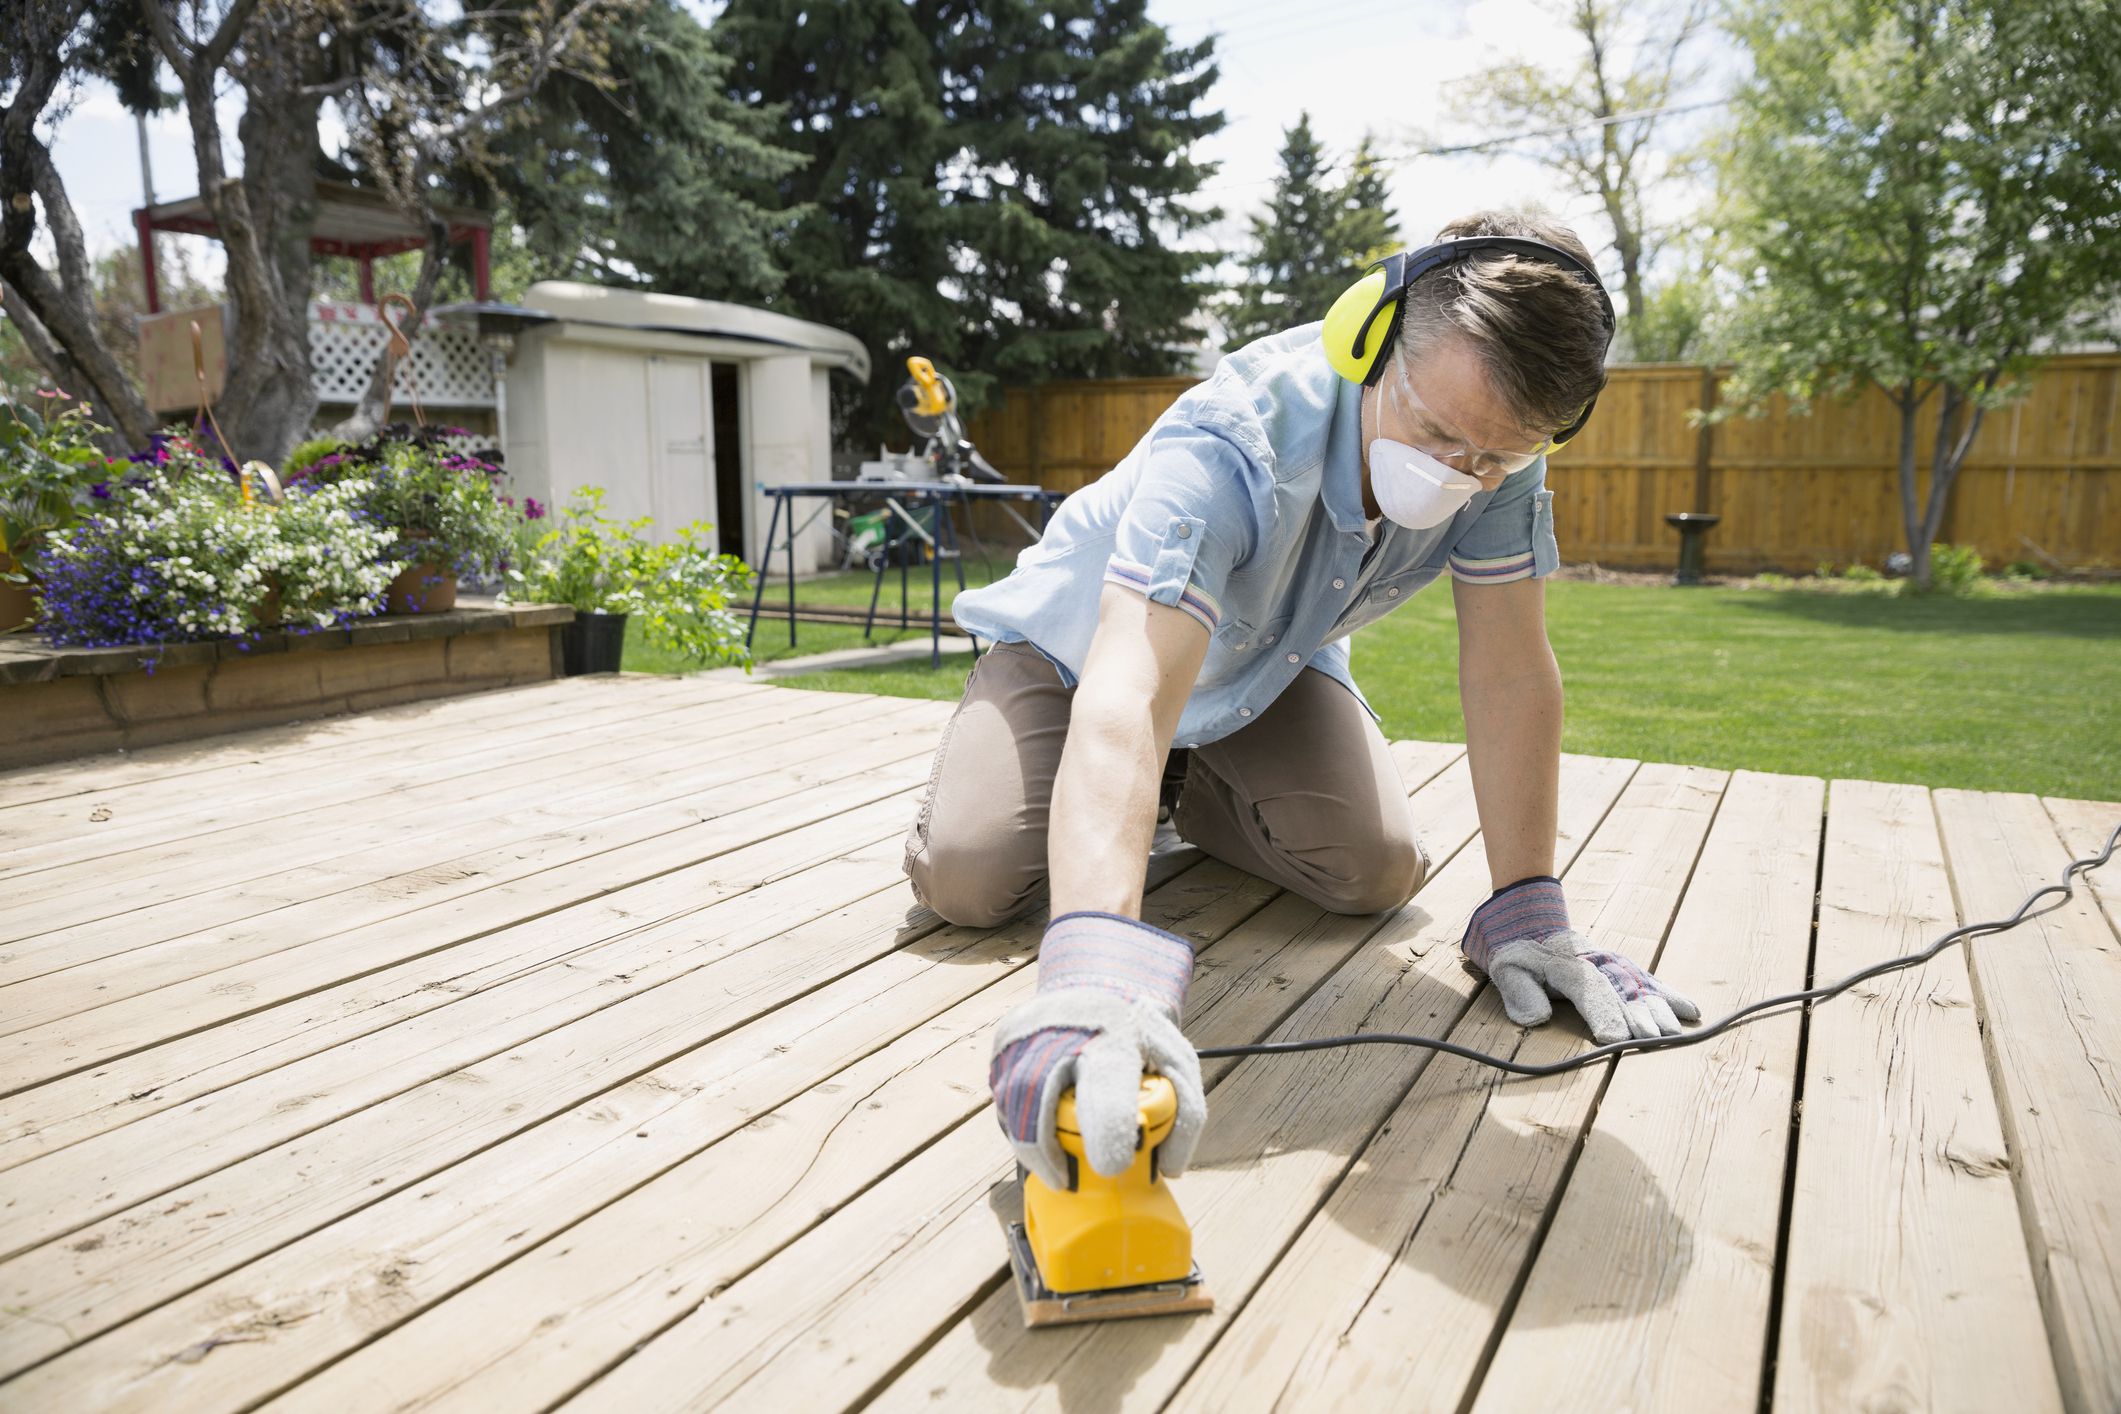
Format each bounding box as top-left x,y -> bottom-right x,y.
965,355 -> 2121,573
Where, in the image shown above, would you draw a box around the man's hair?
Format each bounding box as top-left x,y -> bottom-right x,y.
1393,210 -> 1611,440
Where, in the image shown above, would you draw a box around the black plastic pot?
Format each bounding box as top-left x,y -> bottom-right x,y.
560,610 -> 628,675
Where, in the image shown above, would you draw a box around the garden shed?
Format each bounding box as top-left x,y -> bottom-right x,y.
495,282 -> 871,570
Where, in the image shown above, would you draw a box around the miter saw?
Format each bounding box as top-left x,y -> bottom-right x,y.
856,356 -> 1007,485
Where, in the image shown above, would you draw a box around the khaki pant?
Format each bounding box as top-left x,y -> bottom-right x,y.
903,640 -> 1428,927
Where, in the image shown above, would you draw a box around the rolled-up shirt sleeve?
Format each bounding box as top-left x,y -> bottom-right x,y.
1447,456 -> 1561,585
1103,416 -> 1263,633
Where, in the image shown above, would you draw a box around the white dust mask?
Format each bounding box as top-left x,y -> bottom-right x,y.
1367,439 -> 1483,530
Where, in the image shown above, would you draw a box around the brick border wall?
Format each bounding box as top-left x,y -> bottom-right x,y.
0,600 -> 574,770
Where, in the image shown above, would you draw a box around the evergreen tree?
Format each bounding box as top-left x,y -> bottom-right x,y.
1224,114 -> 1338,348
717,0 -> 961,438
937,0 -> 1227,390
719,0 -> 1226,440
1332,136 -> 1398,270
1223,118 -> 1397,349
464,0 -> 804,304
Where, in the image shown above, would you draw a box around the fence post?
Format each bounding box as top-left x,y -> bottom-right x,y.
1693,364 -> 1718,513
1029,385 -> 1044,485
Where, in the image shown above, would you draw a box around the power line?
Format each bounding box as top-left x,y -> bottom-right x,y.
1190,96 -> 1730,197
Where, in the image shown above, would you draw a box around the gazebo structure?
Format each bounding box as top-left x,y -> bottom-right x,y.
131,179 -> 492,313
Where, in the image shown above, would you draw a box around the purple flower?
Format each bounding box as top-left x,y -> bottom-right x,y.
524,497 -> 546,521
90,482 -> 111,500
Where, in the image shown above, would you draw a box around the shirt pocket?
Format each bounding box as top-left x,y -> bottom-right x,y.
1213,610 -> 1293,655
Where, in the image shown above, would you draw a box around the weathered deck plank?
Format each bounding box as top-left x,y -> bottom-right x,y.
1935,790 -> 2121,1414
0,676 -> 2116,1413
581,754 -> 1628,1413
0,711 -> 946,1095
1466,770 -> 1823,1413
1770,779 -> 2061,1412
0,707 -> 942,1166
0,690 -> 920,991
1167,760 -> 1725,1413
0,671 -> 755,812
0,683 -> 833,941
0,675 -> 749,872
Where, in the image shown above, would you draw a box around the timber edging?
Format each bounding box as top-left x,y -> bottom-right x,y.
0,598 -> 575,769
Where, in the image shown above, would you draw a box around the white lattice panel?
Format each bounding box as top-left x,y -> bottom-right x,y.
309,303 -> 496,407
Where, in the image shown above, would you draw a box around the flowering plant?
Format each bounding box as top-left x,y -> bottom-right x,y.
296,425 -> 519,577
34,463 -> 396,647
0,393 -> 109,581
503,487 -> 754,667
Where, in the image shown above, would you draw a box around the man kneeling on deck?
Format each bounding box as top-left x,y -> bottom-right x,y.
903,211 -> 1700,1193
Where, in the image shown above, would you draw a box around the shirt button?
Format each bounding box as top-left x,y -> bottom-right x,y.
1175,524 -> 1191,538
1387,587 -> 1401,598
1262,634 -> 1277,645
1332,578 -> 1346,589
1286,652 -> 1299,663
1238,707 -> 1253,718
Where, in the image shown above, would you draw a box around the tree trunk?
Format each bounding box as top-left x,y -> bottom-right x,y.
1894,386 -> 1926,588
1919,377 -> 1991,576
218,6 -> 326,466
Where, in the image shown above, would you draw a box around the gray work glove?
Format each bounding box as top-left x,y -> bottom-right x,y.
1462,876 -> 1701,1044
988,912 -> 1205,1191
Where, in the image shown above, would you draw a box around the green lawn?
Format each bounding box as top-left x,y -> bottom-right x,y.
626,573 -> 2121,801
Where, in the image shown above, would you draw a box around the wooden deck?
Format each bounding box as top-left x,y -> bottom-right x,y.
1,672 -> 2116,1412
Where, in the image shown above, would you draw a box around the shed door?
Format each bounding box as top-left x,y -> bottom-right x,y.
646,355 -> 714,540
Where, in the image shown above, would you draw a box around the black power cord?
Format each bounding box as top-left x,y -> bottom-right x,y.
1195,821 -> 2120,1078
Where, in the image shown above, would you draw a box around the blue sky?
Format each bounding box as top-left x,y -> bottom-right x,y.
44,0 -> 1731,296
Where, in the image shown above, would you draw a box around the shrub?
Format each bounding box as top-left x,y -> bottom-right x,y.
0,393 -> 108,581
504,487 -> 754,667
1919,543 -> 1985,596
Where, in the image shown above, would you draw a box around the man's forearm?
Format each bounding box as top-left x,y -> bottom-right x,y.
1461,655 -> 1563,889
1048,683 -> 1168,916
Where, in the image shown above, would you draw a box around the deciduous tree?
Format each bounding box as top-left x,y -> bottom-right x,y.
1715,0 -> 2121,587
1447,0 -> 1713,359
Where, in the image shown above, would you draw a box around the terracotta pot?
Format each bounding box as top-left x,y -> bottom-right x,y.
0,554 -> 34,634
386,560 -> 459,615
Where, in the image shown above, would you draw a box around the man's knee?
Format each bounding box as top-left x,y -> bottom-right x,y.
1312,832 -> 1429,915
905,827 -> 1042,929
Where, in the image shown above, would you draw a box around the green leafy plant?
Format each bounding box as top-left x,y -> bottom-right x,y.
1915,542 -> 1986,597
0,393 -> 108,580
282,437 -> 347,483
504,487 -> 754,667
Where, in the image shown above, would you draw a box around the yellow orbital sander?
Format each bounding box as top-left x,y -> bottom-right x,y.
1006,1075 -> 1213,1327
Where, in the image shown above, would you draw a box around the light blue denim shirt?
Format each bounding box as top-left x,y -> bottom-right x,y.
952,322 -> 1561,747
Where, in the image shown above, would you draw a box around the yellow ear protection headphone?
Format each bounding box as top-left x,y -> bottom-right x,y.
1321,236 -> 1618,454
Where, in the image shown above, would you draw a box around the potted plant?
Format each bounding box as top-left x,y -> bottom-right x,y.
503,487 -> 754,675
0,393 -> 109,633
34,443 -> 396,649
301,427 -> 519,614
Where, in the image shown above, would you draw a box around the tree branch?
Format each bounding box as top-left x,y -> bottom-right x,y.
198,0 -> 263,73
433,0 -> 615,144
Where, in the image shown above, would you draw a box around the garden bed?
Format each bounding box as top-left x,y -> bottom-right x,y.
0,597 -> 573,769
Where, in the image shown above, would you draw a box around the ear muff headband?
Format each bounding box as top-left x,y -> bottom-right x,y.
1322,236 -> 1618,450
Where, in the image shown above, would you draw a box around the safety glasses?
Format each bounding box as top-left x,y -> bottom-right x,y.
1381,359 -> 1551,478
